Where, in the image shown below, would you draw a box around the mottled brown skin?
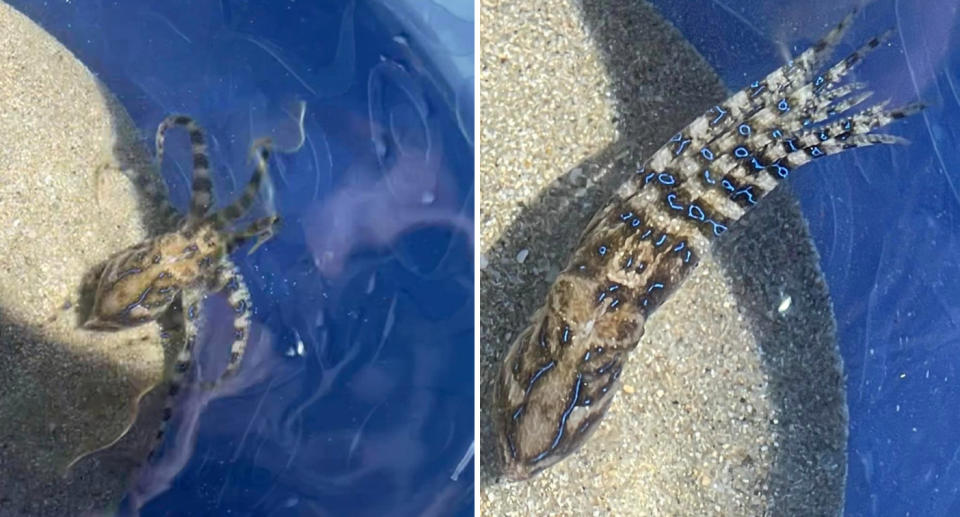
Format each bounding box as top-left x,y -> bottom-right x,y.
85,227 -> 225,330
494,11 -> 921,480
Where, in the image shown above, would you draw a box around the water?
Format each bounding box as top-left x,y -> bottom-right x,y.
8,1 -> 474,515
651,0 -> 960,513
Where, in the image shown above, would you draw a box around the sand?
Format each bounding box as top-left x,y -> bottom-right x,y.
479,0 -> 847,515
0,2 -> 172,515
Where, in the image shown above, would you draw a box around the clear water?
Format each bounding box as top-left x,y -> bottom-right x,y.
9,1 -> 474,515
651,0 -> 960,513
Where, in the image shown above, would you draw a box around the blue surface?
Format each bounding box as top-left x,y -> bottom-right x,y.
7,1 -> 474,515
650,0 -> 960,514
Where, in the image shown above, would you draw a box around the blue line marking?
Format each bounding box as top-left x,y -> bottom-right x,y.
654,234 -> 667,247
645,172 -> 656,184
703,169 -> 715,184
666,193 -> 682,210
641,229 -> 652,239
648,282 -> 664,293
710,105 -> 727,125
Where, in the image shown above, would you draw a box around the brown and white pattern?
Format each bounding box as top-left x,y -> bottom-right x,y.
494,10 -> 922,480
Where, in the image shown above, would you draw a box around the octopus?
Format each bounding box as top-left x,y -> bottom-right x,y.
79,114 -> 279,457
493,10 -> 923,480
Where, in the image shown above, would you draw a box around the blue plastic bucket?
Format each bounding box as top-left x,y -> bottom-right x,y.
7,1 -> 474,515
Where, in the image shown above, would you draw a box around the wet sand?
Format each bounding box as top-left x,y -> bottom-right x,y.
0,2 -> 170,515
479,0 -> 847,515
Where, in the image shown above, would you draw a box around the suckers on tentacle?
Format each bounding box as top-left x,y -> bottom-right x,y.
494,10 -> 922,481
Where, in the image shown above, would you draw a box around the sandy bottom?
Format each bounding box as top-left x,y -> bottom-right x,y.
0,2 -> 172,515
479,1 -> 847,515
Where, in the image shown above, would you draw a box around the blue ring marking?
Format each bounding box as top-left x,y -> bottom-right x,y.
711,105 -> 728,125
703,169 -> 716,184
620,211 -> 634,221
684,250 -> 692,263
673,241 -> 686,252
562,326 -> 570,344
688,204 -> 706,221
777,98 -> 790,112
722,179 -> 735,192
700,147 -> 715,161
666,193 -> 683,210
809,145 -> 825,157
734,146 -> 750,158
608,284 -> 620,292
771,162 -> 790,178
645,172 -> 656,184
750,80 -> 760,87
785,139 -> 798,152
640,229 -> 652,239
708,219 -> 728,236
647,282 -> 664,293
732,186 -> 757,205
598,245 -> 608,256
771,128 -> 783,139
658,173 -> 676,185
631,218 -> 641,228
610,298 -> 620,309
738,123 -> 752,136
819,130 -> 830,141
624,256 -> 633,269
654,234 -> 667,247
597,292 -> 607,303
